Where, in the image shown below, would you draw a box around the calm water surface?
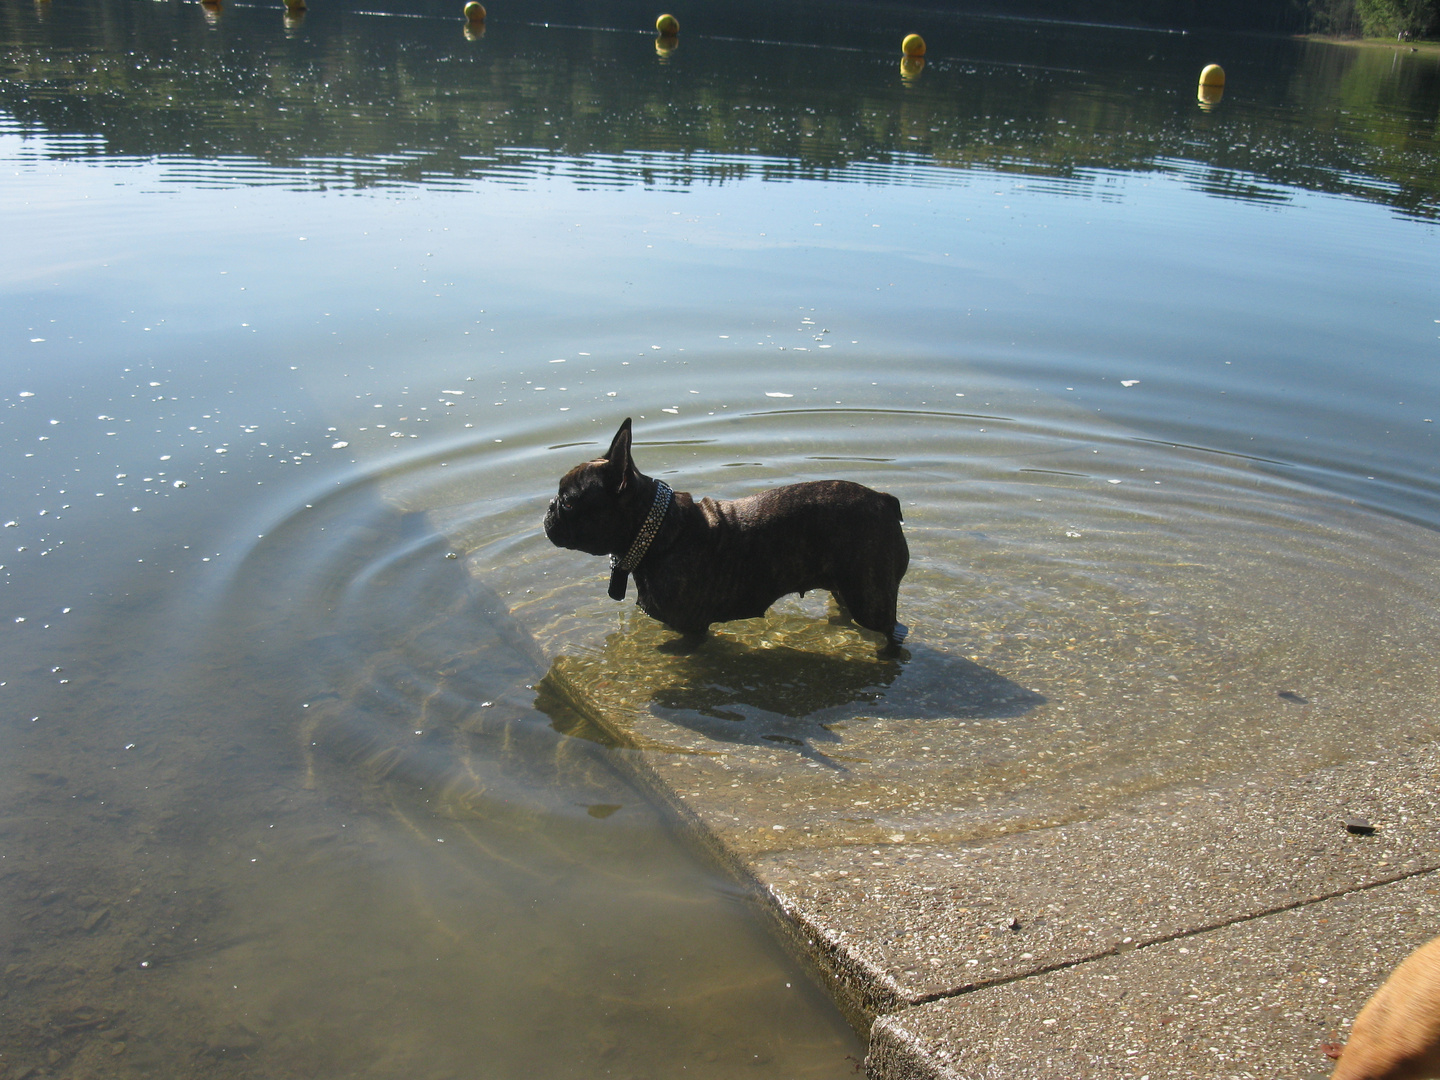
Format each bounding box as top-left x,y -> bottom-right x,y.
3,0 -> 1439,1075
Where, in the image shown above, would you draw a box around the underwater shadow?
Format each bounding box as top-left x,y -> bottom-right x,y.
534,617 -> 1045,767
651,637 -> 1043,760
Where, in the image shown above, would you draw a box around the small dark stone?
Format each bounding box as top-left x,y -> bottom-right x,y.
1278,691 -> 1309,704
1007,917 -> 1022,931
1344,816 -> 1376,835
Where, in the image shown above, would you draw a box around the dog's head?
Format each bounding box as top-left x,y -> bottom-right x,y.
543,418 -> 646,556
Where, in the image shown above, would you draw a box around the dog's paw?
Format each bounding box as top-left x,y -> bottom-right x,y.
877,641 -> 911,662
657,631 -> 708,655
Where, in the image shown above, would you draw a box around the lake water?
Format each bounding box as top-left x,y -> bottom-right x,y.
2,0 -> 1439,1075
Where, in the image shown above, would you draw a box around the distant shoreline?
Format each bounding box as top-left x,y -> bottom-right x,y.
1298,33 -> 1440,53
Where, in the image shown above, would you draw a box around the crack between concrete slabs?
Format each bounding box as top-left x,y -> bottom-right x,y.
897,861 -> 1440,1011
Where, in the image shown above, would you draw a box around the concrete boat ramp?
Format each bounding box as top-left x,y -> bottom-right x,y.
529,609 -> 1440,1080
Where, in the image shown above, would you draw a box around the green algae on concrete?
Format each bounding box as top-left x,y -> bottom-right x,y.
522,480 -> 1440,868
533,608 -> 1049,861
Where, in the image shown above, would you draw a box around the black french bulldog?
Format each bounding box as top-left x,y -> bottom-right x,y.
543,419 -> 909,649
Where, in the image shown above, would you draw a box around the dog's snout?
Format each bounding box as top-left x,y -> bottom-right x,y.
543,498 -> 564,544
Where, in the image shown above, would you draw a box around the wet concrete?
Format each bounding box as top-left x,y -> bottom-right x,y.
536,607 -> 1440,1077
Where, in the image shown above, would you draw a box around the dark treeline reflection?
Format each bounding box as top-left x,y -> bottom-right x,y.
2,0 -> 1437,218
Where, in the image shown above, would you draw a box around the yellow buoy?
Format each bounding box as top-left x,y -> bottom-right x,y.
464,1 -> 485,22
656,13 -> 678,35
1199,63 -> 1225,87
902,33 -> 925,57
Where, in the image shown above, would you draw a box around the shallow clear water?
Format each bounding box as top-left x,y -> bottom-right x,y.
2,0 -> 1439,1075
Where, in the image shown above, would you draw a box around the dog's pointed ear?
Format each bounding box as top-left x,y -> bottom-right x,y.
602,418 -> 634,493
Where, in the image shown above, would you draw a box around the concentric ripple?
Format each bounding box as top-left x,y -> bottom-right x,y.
226,404 -> 1440,836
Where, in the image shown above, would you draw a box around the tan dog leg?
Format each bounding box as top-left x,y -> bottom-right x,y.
1332,934 -> 1440,1080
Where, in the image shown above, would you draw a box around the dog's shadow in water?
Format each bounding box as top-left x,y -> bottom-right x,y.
538,614 -> 1044,769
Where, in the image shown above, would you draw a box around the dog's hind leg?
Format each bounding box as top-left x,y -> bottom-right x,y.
657,629 -> 708,655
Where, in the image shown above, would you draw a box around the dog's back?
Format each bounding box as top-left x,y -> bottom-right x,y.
1332,934 -> 1440,1080
723,480 -> 907,638
639,479 -> 907,641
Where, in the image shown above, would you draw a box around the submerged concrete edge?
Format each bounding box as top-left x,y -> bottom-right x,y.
541,659 -> 1440,1077
867,1016 -> 960,1080
538,661 -> 902,1029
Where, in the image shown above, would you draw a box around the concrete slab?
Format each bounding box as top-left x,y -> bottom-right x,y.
751,743 -> 1440,1016
867,872 -> 1440,1080
533,609 -> 1440,1070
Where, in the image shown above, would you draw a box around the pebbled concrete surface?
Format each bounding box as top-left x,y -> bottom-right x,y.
867,872 -> 1440,1080
750,744 -> 1440,1014
533,603 -> 1440,1076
